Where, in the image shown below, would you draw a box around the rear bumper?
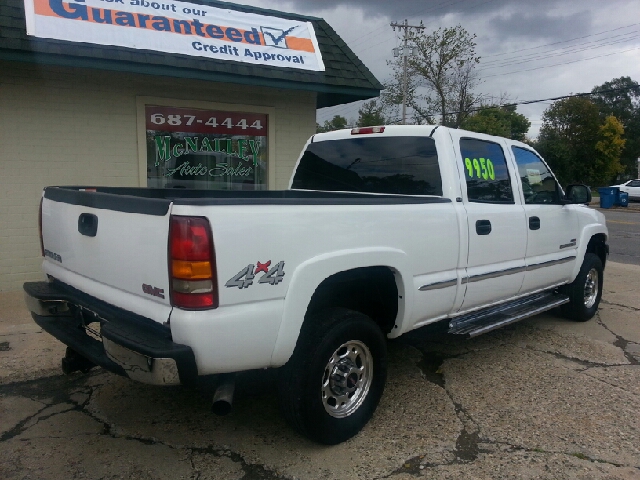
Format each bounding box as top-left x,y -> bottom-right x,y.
24,281 -> 198,386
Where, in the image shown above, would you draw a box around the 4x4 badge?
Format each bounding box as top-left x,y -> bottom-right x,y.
226,261 -> 285,289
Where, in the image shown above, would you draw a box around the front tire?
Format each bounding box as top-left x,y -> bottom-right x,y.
278,308 -> 387,444
561,253 -> 603,322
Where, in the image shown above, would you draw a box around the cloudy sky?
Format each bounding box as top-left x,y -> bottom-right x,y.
247,0 -> 640,138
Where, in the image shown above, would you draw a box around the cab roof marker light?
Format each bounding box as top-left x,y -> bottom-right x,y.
351,126 -> 385,135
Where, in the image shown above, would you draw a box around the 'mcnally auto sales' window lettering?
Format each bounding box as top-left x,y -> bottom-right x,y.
23,0 -> 325,71
146,106 -> 268,190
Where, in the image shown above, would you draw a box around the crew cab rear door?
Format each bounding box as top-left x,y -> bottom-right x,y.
40,187 -> 173,324
448,131 -> 527,311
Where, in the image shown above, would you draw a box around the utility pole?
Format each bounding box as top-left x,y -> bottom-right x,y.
391,20 -> 424,124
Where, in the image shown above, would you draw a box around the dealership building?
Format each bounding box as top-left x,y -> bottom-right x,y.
0,0 -> 382,291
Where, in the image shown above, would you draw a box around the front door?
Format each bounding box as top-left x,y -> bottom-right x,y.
510,146 -> 579,293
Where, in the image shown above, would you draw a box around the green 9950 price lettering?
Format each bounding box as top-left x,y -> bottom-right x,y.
464,157 -> 495,180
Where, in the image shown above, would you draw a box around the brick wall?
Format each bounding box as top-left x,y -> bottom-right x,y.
0,61 -> 316,291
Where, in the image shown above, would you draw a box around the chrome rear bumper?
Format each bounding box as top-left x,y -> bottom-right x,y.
24,281 -> 197,386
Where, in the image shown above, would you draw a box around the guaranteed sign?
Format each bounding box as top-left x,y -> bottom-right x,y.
23,0 -> 325,71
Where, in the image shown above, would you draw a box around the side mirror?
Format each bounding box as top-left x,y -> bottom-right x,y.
564,184 -> 591,205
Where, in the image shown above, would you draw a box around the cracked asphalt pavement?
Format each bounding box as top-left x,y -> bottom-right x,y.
1,261 -> 639,479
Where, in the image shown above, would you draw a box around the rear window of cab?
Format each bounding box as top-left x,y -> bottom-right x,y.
292,136 -> 442,196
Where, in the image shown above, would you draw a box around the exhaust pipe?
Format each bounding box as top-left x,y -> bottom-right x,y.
211,374 -> 235,416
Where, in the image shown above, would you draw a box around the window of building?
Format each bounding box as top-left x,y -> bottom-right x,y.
512,146 -> 560,204
145,105 -> 268,190
460,138 -> 513,203
292,136 -> 442,195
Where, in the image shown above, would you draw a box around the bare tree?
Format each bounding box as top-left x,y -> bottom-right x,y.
385,25 -> 482,127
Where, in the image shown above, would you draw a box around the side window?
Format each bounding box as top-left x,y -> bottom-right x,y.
460,138 -> 513,203
512,147 -> 560,204
629,180 -> 640,187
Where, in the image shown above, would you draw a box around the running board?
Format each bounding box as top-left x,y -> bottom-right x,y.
448,292 -> 569,337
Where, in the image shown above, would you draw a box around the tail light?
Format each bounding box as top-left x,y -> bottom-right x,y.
38,197 -> 44,256
169,216 -> 218,309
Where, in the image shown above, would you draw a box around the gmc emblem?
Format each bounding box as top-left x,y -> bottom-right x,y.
142,284 -> 165,299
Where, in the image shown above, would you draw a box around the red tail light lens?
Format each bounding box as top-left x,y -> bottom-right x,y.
169,216 -> 218,309
171,218 -> 211,261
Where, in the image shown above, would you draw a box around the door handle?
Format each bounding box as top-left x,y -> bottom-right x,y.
529,216 -> 541,230
78,213 -> 98,237
475,219 -> 492,235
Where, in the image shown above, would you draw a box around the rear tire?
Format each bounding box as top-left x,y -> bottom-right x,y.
561,253 -> 603,322
278,308 -> 387,444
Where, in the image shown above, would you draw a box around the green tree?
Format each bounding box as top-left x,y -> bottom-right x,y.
593,116 -> 626,185
461,105 -> 530,140
536,97 -> 600,185
591,77 -> 640,177
536,97 -> 625,186
316,115 -> 348,133
385,25 -> 481,126
357,100 -> 387,127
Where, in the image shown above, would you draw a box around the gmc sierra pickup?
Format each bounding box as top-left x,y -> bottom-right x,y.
24,125 -> 608,444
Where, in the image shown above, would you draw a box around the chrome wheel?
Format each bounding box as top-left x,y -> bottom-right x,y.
584,267 -> 599,309
321,340 -> 373,418
278,308 -> 387,444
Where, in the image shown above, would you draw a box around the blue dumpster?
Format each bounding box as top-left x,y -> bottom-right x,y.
598,187 -> 618,208
618,191 -> 629,207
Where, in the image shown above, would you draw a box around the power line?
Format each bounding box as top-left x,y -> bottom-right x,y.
336,85 -> 640,126
354,0 -> 497,56
433,85 -> 640,119
481,22 -> 640,59
318,65 -> 640,123
344,6 -> 640,108
481,30 -> 640,66
478,31 -> 640,70
479,45 -> 640,79
320,9 -> 640,122
510,85 -> 639,107
347,0 -> 471,50
318,100 -> 366,118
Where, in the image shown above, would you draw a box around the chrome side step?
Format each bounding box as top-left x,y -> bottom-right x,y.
448,292 -> 569,337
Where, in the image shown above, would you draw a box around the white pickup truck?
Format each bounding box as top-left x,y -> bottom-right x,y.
25,125 -> 608,444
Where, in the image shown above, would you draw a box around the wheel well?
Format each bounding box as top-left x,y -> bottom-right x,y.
305,267 -> 399,334
586,234 -> 607,269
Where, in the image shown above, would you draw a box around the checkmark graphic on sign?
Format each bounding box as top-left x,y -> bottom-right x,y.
261,26 -> 296,48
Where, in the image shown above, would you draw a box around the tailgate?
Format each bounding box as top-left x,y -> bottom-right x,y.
41,188 -> 173,322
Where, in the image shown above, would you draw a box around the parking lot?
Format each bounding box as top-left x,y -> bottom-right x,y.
1,243 -> 639,479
